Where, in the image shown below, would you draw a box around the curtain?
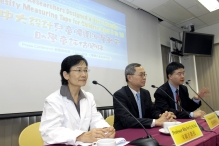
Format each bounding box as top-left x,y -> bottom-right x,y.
195,43 -> 219,113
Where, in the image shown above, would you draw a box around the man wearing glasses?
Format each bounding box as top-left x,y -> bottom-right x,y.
154,62 -> 209,119
113,63 -> 176,131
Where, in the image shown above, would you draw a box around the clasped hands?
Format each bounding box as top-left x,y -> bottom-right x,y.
155,111 -> 176,126
76,126 -> 115,143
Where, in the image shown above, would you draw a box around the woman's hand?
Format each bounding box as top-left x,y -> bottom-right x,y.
102,126 -> 116,138
76,128 -> 106,143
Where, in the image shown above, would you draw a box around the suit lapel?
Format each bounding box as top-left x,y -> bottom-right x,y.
125,86 -> 139,112
165,82 -> 176,108
178,85 -> 185,106
140,88 -> 146,117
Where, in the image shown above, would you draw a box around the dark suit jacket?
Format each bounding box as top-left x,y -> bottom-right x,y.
113,86 -> 160,131
154,82 -> 201,118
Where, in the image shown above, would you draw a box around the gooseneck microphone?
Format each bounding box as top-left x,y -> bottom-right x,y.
151,85 -> 204,131
185,81 -> 219,118
93,80 -> 159,146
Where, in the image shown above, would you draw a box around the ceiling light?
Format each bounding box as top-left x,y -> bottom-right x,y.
198,0 -> 219,12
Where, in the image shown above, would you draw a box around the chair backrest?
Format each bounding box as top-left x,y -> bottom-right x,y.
105,115 -> 114,126
19,122 -> 44,146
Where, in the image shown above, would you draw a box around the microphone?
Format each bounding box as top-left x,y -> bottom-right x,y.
151,85 -> 204,131
185,81 -> 219,118
93,80 -> 159,146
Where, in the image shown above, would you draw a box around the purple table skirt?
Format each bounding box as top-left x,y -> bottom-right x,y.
115,119 -> 219,146
47,119 -> 219,146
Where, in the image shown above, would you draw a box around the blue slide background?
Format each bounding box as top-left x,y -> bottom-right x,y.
0,0 -> 127,70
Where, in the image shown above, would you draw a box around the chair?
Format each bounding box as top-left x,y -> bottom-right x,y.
105,115 -> 114,126
19,122 -> 44,146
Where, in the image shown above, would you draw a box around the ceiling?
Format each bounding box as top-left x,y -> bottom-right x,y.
118,0 -> 219,32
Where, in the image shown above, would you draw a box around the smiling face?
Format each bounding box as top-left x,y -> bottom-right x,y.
127,66 -> 146,91
168,68 -> 185,88
63,61 -> 88,88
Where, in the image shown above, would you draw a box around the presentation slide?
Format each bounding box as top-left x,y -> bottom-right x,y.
0,0 -> 163,115
0,0 -> 127,70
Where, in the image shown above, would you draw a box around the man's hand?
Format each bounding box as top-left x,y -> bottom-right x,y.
194,87 -> 210,100
193,110 -> 206,118
76,128 -> 106,143
155,111 -> 176,126
167,111 -> 176,119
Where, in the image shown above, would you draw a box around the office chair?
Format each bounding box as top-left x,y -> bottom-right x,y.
105,115 -> 114,126
19,122 -> 43,146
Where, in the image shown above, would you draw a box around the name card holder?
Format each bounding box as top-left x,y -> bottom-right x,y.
168,120 -> 203,146
204,112 -> 219,130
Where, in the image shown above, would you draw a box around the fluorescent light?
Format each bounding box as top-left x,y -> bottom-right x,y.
198,0 -> 219,12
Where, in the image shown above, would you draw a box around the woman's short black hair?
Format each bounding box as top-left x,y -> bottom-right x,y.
166,62 -> 184,79
60,55 -> 88,85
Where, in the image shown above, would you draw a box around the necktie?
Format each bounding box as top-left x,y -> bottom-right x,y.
136,93 -> 142,118
175,89 -> 182,111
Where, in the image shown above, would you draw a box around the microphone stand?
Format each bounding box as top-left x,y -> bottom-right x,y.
151,85 -> 204,131
93,81 -> 159,146
185,81 -> 219,118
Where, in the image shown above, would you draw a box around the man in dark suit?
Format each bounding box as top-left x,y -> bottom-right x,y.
113,63 -> 176,131
154,62 -> 209,119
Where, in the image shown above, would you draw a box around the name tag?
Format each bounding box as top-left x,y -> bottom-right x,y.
204,112 -> 219,129
169,120 -> 203,146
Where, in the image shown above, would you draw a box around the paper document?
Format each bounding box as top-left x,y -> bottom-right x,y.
75,137 -> 129,146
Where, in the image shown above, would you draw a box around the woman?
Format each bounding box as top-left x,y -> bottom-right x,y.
40,55 -> 115,145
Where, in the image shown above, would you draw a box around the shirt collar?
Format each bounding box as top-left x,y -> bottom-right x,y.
128,86 -> 140,99
60,85 -> 85,102
168,82 -> 179,93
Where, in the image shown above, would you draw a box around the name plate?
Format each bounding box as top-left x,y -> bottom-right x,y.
204,112 -> 219,129
168,120 -> 203,146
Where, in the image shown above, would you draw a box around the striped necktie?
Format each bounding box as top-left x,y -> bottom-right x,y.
175,89 -> 182,111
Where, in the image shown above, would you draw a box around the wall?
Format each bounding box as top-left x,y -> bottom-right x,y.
159,25 -> 180,47
181,56 -> 198,97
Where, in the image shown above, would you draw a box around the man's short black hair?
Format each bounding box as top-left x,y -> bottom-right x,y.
166,62 -> 184,79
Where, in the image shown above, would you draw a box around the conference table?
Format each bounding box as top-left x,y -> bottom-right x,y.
48,119 -> 219,146
116,119 -> 219,146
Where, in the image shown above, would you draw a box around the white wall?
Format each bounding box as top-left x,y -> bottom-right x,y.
181,55 -> 198,97
159,25 -> 180,47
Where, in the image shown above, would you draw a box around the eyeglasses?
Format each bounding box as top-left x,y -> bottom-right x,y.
70,69 -> 90,74
133,73 -> 147,77
174,72 -> 186,76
